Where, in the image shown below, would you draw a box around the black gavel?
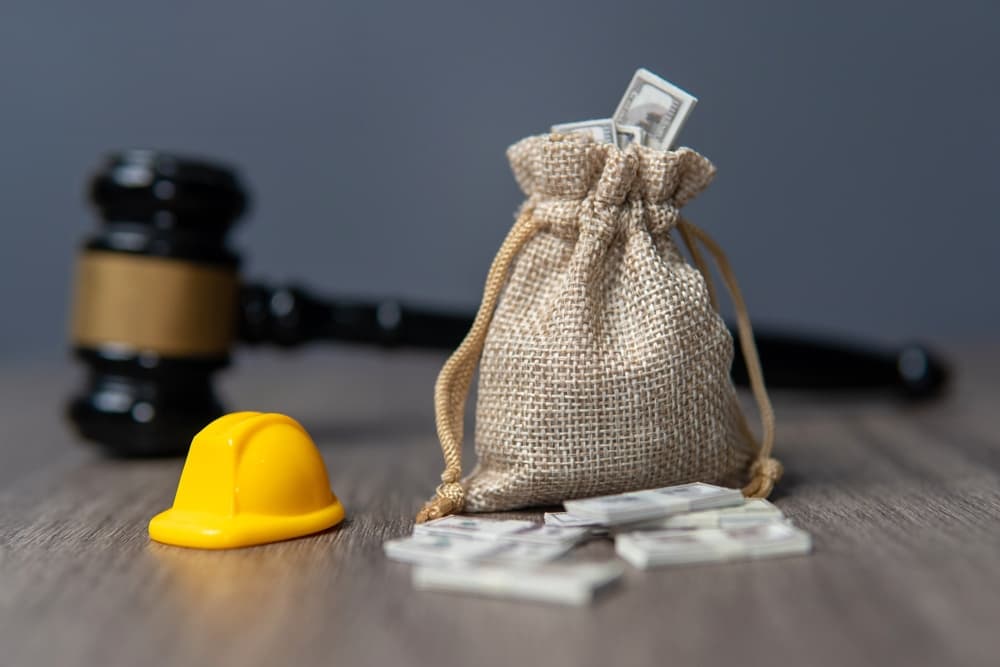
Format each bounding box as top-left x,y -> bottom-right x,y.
67,151 -> 948,457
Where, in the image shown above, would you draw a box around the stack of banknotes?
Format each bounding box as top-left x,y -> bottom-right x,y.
560,483 -> 812,570
384,482 -> 812,606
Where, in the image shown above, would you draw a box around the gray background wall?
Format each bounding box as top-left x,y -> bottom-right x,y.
1,0 -> 997,364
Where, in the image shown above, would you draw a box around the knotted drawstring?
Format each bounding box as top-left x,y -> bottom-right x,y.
415,209 -> 541,523
677,218 -> 782,498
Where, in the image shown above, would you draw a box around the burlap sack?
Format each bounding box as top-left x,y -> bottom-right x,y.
416,133 -> 781,521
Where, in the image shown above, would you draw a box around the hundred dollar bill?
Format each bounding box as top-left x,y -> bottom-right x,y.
503,524 -> 591,546
415,515 -> 589,547
384,533 -> 500,567
413,516 -> 535,540
544,512 -> 604,528
475,539 -> 576,564
412,561 -> 625,606
384,533 -> 572,567
551,118 -> 617,145
613,68 -> 697,150
562,482 -> 743,525
621,499 -> 785,531
615,522 -> 812,569
543,512 -> 610,538
614,124 -> 646,150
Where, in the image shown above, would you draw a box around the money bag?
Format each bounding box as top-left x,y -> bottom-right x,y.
416,133 -> 782,522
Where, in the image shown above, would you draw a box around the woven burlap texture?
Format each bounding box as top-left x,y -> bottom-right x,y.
420,133 -> 774,518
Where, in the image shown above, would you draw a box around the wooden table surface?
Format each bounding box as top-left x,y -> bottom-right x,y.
1,345 -> 998,667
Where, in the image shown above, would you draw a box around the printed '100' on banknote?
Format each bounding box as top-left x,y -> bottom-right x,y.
613,68 -> 697,150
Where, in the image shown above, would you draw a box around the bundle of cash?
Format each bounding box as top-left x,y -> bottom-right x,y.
385,515 -> 619,605
413,562 -> 625,607
615,522 -> 812,569
413,515 -> 536,539
414,515 -> 590,546
386,516 -> 592,566
617,498 -> 786,531
385,533 -> 575,568
562,482 -> 744,526
551,67 -> 697,151
543,512 -> 604,529
548,497 -> 786,532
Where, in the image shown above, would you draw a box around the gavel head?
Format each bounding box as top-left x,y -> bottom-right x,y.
68,150 -> 248,456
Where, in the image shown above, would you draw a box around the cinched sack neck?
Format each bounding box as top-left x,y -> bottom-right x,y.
507,133 -> 717,206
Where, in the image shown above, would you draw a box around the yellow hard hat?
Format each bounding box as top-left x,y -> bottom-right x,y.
149,411 -> 345,549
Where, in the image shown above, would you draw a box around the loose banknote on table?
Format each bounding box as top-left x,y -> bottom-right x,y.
615,522 -> 812,569
384,532 -> 574,567
413,562 -> 625,607
562,482 -> 744,525
619,498 -> 785,531
385,515 -> 622,605
413,515 -> 589,546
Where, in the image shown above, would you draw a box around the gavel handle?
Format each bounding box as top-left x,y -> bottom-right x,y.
730,331 -> 948,399
239,284 -> 472,349
238,283 -> 949,400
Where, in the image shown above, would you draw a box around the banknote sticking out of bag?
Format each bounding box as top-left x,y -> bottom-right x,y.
416,68 -> 784,524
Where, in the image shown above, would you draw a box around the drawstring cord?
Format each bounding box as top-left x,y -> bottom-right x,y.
677,218 -> 782,498
416,209 -> 541,523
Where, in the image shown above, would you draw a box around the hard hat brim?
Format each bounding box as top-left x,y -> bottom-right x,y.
148,497 -> 345,549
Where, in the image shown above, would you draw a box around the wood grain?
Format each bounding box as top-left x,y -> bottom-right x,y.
1,346 -> 998,667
